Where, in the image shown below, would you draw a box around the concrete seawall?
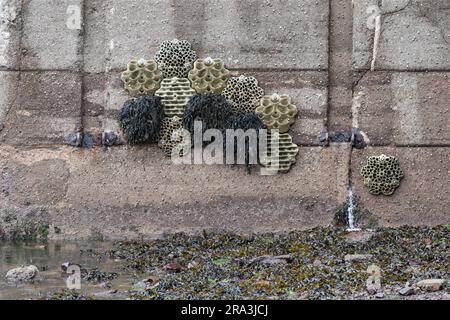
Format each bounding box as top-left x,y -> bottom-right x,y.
0,0 -> 449,239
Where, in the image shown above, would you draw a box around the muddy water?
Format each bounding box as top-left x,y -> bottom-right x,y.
0,241 -> 136,300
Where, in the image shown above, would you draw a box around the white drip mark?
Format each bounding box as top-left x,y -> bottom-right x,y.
346,187 -> 361,232
371,15 -> 381,71
352,90 -> 371,144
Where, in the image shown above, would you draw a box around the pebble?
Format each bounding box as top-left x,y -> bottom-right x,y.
344,254 -> 373,262
366,285 -> 378,295
415,279 -> 446,292
164,263 -> 183,273
399,286 -> 415,296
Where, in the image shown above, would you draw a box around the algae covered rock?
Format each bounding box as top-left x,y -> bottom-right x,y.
360,154 -> 404,195
121,58 -> 162,96
155,39 -> 197,78
155,77 -> 196,117
158,116 -> 189,157
261,132 -> 299,173
256,93 -> 297,133
222,75 -> 264,113
188,57 -> 230,93
6,265 -> 39,283
119,96 -> 164,144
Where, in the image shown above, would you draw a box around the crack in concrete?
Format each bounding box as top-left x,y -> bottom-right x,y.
79,0 -> 88,145
352,69 -> 370,90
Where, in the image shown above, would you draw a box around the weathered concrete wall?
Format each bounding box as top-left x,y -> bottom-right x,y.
0,0 -> 449,239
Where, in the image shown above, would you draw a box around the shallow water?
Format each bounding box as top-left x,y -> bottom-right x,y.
0,241 -> 135,300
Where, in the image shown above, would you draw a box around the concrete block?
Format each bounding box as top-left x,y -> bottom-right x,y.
328,0 -> 353,131
352,147 -> 450,227
353,71 -> 450,146
353,0 -> 450,70
82,73 -> 105,133
21,0 -> 82,70
5,158 -> 70,206
83,0 -> 107,72
0,71 -> 18,130
84,0 -> 329,72
0,144 -> 350,239
0,71 -> 82,146
82,72 -> 124,135
0,0 -> 22,69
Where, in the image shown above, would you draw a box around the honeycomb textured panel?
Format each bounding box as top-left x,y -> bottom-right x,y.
121,59 -> 162,96
118,96 -> 164,144
222,75 -> 264,113
256,94 -> 298,133
158,116 -> 189,157
261,133 -> 299,173
360,154 -> 404,195
188,57 -> 230,93
155,39 -> 197,78
155,77 -> 196,117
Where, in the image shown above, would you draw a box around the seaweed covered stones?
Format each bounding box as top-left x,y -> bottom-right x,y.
119,96 -> 164,144
158,116 -> 189,156
155,77 -> 196,117
188,57 -> 230,93
360,154 -> 404,195
256,94 -> 297,133
183,94 -> 233,137
121,59 -> 162,96
222,75 -> 264,113
155,39 -> 197,78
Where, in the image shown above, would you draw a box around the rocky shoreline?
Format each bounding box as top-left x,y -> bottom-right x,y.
2,226 -> 449,300
97,226 -> 449,299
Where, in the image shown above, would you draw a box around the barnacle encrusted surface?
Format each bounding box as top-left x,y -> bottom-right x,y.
121,59 -> 162,96
158,116 -> 188,156
155,78 -> 196,117
188,57 -> 230,93
256,94 -> 298,133
360,154 -> 404,195
155,39 -> 197,78
222,75 -> 264,113
261,133 -> 299,173
183,94 -> 233,137
119,96 -> 164,144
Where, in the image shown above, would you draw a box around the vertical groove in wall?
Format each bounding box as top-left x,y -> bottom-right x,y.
12,0 -> 24,115
79,0 -> 87,143
326,0 -> 332,134
327,0 -> 355,199
328,0 -> 354,133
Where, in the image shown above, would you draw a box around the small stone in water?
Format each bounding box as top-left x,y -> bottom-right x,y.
6,265 -> 39,283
